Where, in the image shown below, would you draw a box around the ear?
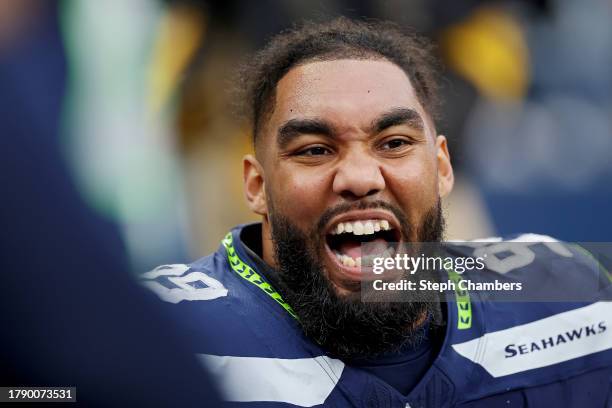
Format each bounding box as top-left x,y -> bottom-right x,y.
435,135 -> 454,198
243,154 -> 268,216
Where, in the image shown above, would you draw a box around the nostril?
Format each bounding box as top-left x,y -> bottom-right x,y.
339,190 -> 360,201
339,188 -> 380,201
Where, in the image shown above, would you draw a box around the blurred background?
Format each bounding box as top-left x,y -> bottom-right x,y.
2,0 -> 612,273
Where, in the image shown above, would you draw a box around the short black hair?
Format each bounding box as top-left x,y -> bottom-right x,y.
236,17 -> 441,146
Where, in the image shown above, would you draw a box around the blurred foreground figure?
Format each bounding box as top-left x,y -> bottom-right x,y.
0,140 -> 223,406
0,1 -> 222,406
143,18 -> 612,407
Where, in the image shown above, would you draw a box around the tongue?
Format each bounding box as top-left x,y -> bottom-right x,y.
338,237 -> 389,259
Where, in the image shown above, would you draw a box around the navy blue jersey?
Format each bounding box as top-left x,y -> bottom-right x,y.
141,224 -> 612,407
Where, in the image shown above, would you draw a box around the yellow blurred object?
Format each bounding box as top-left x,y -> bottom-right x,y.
148,4 -> 205,112
440,7 -> 529,101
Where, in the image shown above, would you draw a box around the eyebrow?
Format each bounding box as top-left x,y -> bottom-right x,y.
276,107 -> 425,149
371,108 -> 424,133
277,119 -> 335,149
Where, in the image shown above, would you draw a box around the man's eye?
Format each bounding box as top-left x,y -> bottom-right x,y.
298,146 -> 332,156
382,138 -> 411,150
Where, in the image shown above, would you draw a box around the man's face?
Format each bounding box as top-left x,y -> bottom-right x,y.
246,58 -> 453,294
243,58 -> 453,357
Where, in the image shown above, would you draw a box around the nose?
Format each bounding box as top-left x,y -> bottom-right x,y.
332,149 -> 386,200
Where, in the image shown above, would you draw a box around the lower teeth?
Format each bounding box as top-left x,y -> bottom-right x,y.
335,248 -> 395,267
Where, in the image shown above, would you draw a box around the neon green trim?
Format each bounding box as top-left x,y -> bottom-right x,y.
446,268 -> 472,330
222,233 -> 298,319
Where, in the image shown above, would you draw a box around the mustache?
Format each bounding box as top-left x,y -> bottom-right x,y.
316,200 -> 411,237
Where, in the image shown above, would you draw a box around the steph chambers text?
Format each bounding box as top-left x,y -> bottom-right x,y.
372,279 -> 523,292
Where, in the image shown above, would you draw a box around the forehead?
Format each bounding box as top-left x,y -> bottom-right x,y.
268,59 -> 430,136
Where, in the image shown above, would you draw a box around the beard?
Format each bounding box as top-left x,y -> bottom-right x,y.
268,199 -> 445,359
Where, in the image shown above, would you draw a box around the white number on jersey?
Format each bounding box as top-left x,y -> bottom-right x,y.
141,264 -> 228,303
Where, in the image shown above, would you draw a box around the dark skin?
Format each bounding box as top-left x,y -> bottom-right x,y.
243,59 -> 454,295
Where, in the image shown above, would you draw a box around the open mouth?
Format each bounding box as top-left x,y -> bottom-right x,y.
324,214 -> 401,277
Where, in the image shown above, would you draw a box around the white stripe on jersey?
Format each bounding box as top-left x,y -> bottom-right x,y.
452,301 -> 612,377
198,354 -> 344,406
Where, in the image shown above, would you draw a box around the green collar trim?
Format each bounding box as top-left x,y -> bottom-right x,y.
446,268 -> 472,330
222,232 -> 298,320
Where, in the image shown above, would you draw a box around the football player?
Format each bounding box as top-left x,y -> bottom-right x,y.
142,18 -> 612,407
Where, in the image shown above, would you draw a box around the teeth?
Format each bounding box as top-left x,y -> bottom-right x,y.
343,256 -> 355,267
334,251 -> 363,268
336,250 -> 403,269
353,221 -> 364,235
336,223 -> 344,235
330,219 -> 393,236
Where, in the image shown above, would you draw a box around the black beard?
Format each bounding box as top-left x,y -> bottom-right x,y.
268,200 -> 445,359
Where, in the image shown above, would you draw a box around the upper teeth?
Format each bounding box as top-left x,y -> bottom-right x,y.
330,219 -> 392,236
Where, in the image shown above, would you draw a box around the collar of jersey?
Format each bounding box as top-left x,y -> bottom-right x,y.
222,227 -> 298,319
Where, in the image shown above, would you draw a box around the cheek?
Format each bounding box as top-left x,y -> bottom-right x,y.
269,167 -> 331,224
384,156 -> 438,217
